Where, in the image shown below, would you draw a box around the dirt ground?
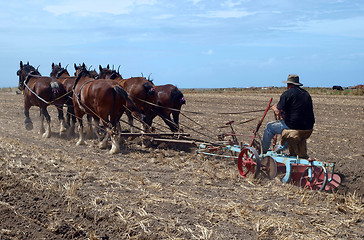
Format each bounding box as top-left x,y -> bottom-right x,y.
0,90 -> 363,239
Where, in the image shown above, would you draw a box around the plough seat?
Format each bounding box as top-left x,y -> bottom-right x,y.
281,129 -> 313,159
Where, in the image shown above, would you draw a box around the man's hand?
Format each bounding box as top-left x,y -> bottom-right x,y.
271,103 -> 280,116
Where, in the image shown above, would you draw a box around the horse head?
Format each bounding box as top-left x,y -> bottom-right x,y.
89,69 -> 99,79
74,63 -> 86,77
17,61 -> 40,91
51,62 -> 70,78
50,62 -> 62,78
98,65 -> 122,80
72,65 -> 93,89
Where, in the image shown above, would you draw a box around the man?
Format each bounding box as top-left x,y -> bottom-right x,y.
262,74 -> 315,154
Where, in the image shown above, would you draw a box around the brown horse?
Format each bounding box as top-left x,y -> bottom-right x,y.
51,63 -> 97,137
72,67 -> 130,154
17,61 -> 67,138
98,64 -> 122,80
151,84 -> 186,132
99,66 -> 156,132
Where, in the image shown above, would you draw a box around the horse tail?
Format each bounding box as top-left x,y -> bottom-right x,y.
171,87 -> 185,106
50,81 -> 62,98
113,85 -> 139,114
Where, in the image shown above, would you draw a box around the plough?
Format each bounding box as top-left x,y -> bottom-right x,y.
195,98 -> 341,191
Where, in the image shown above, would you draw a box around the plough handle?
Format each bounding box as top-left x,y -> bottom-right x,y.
249,98 -> 273,147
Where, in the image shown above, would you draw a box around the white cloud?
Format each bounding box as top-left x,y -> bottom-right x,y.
44,0 -> 156,15
221,0 -> 250,8
202,49 -> 214,55
153,14 -> 174,20
191,0 -> 202,5
199,9 -> 255,18
272,16 -> 364,38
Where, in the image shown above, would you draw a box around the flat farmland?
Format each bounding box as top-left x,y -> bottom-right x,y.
0,90 -> 363,239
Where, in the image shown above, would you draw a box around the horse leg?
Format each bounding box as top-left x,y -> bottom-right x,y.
126,111 -> 135,133
107,127 -> 121,154
76,119 -> 85,146
140,115 -> 153,148
66,106 -> 76,137
57,105 -> 67,135
94,118 -> 107,148
24,108 -> 33,130
163,113 -> 178,132
85,114 -> 94,139
41,107 -> 51,138
172,111 -> 181,132
39,108 -> 45,135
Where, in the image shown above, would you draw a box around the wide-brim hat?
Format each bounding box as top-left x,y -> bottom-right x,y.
282,74 -> 303,86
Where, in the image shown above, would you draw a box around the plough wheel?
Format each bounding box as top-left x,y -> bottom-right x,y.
237,146 -> 261,178
252,138 -> 262,155
261,156 -> 277,180
299,166 -> 328,191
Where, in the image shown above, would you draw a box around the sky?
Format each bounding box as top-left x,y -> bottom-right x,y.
1,0 -> 364,88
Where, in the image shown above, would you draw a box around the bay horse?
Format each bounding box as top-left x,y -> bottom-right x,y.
151,84 -> 186,132
51,63 -> 96,138
72,67 -> 131,154
98,65 -> 155,133
17,61 -> 67,138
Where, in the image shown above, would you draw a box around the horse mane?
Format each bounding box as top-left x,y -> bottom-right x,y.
56,69 -> 69,78
23,64 -> 36,74
110,72 -> 119,80
73,68 -> 91,89
24,70 -> 41,84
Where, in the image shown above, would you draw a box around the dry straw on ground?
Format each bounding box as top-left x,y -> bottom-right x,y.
0,90 -> 363,239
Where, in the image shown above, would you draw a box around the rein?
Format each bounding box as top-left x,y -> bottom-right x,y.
24,80 -> 70,105
135,97 -> 201,114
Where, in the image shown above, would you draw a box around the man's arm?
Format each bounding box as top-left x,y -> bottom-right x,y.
271,103 -> 280,115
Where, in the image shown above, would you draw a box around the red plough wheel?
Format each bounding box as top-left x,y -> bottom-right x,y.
299,166 -> 328,191
237,147 -> 261,178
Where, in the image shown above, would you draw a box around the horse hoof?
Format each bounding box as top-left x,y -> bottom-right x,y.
42,132 -> 51,138
25,123 -> 33,131
98,142 -> 107,149
109,148 -> 120,155
76,140 -> 85,146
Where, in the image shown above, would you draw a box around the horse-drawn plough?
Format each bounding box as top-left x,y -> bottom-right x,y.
17,61 -> 341,192
190,98 -> 341,191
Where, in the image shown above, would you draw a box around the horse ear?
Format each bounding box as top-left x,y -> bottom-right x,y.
59,62 -> 61,67
74,63 -> 77,70
20,61 -> 23,68
52,62 -> 54,68
107,64 -> 110,69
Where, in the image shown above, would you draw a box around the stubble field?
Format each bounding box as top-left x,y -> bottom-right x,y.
0,90 -> 363,239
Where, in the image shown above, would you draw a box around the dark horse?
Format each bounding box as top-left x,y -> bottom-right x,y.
51,63 -> 96,137
17,61 -> 67,138
98,65 -> 155,132
151,84 -> 186,132
72,67 -> 131,154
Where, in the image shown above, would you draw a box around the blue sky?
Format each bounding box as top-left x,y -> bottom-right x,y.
1,0 -> 364,88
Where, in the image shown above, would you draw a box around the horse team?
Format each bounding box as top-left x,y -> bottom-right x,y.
17,61 -> 186,154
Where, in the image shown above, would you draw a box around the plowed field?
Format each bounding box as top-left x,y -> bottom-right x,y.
0,90 -> 363,239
